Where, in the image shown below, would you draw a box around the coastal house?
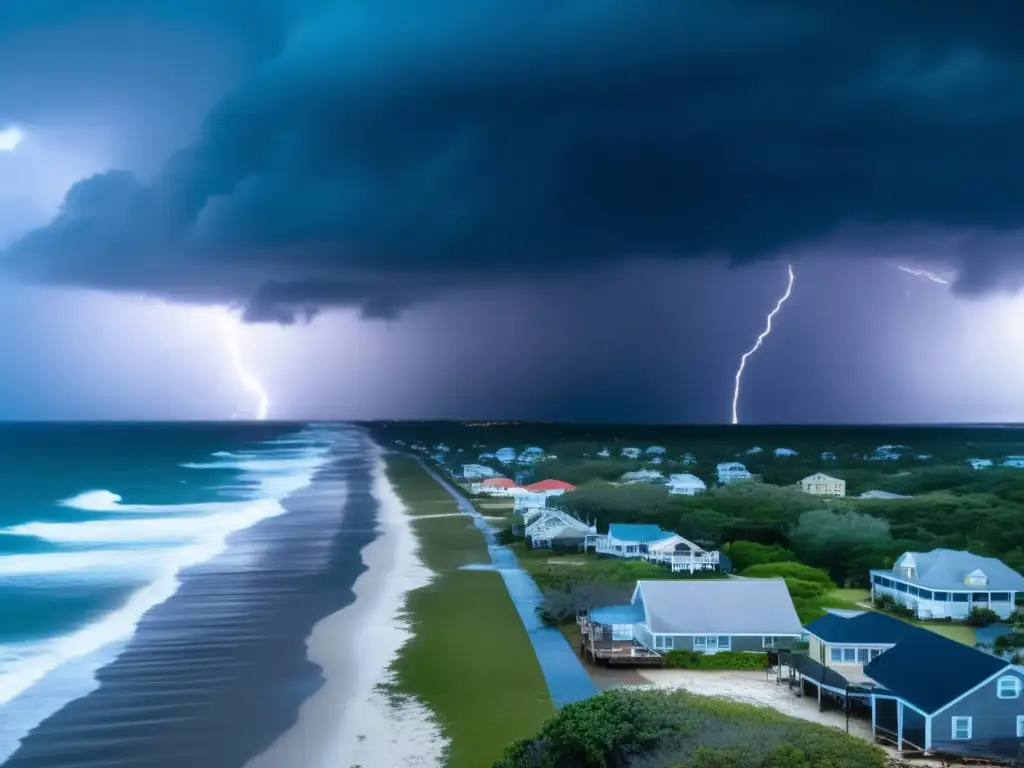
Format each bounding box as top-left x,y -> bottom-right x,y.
461,463 -> 501,480
494,447 -> 518,464
525,509 -> 595,550
795,610 -> 1024,759
665,473 -> 706,496
870,549 -> 1024,620
597,448 -> 611,458
620,469 -> 664,484
513,479 -> 576,513
716,462 -> 752,484
968,458 -> 994,470
775,447 -> 798,457
585,524 -> 720,572
800,472 -> 847,497
645,446 -> 667,456
581,578 -> 803,659
471,477 -> 519,497
517,446 -> 546,464
1002,456 -> 1024,469
681,452 -> 697,465
621,447 -> 642,459
822,451 -> 837,461
746,446 -> 764,454
859,490 -> 911,500
871,445 -> 907,461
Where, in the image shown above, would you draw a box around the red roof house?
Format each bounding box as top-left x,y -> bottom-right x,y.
524,479 -> 577,493
481,477 -> 518,488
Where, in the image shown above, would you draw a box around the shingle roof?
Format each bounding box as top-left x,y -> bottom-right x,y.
524,479 -> 576,492
887,548 -> 1024,591
805,611 -> 926,645
481,477 -> 517,487
608,523 -> 674,543
636,578 -> 803,635
864,630 -> 1010,713
590,604 -> 645,624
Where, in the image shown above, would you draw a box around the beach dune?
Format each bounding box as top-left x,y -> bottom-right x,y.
245,443 -> 447,768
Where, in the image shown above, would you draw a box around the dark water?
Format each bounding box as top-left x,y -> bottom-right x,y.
0,422 -> 379,768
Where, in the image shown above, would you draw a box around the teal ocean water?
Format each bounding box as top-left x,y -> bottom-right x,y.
0,422 -> 340,762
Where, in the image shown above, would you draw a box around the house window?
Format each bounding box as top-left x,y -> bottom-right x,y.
951,716 -> 972,740
918,589 -> 933,600
1017,716 -> 1024,739
663,636 -> 675,650
997,676 -> 1021,699
991,592 -> 1011,602
695,635 -> 731,651
857,648 -> 869,663
762,636 -> 776,648
894,582 -> 908,593
842,648 -> 857,663
933,592 -> 949,601
830,647 -> 842,663
869,649 -> 882,659
952,593 -> 969,603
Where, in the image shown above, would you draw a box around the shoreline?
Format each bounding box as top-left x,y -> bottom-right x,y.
2,428 -> 376,768
246,441 -> 447,768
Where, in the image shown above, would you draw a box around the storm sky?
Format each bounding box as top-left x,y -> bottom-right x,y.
1,1 -> 1023,422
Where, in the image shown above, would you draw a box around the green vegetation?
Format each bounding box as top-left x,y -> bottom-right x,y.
494,688 -> 889,768
384,456 -> 555,768
508,543 -> 726,625
662,650 -> 769,670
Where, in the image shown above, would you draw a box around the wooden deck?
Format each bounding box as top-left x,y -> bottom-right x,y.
577,616 -> 662,666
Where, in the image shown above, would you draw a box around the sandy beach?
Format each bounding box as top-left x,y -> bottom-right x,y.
246,443 -> 447,768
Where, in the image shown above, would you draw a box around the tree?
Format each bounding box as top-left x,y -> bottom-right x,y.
788,508 -> 892,586
724,541 -> 797,571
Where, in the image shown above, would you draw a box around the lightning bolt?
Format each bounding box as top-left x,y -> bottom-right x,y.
895,263 -> 972,338
896,265 -> 949,285
731,264 -> 795,425
215,310 -> 270,420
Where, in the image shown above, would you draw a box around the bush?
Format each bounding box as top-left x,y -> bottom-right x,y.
494,526 -> 517,545
740,561 -> 836,589
725,541 -> 797,571
873,593 -> 915,619
662,650 -> 769,670
781,577 -> 829,600
966,606 -> 1001,626
494,688 -> 888,768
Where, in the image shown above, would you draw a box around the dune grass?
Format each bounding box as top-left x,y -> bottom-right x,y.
384,455 -> 555,768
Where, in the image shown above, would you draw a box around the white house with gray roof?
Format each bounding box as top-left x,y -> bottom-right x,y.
666,473 -> 706,495
870,549 -> 1024,620
587,578 -> 804,654
716,461 -> 752,484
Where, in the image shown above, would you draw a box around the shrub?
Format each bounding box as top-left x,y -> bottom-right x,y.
781,577 -> 829,600
966,606 -> 1001,626
494,688 -> 888,768
725,541 -> 797,571
740,561 -> 835,589
662,650 -> 769,670
494,526 -> 517,545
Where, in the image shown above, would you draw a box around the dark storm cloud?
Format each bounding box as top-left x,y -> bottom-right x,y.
4,0 -> 1024,321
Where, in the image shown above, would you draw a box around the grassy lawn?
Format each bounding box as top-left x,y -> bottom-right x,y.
818,587 -> 977,645
384,455 -> 555,768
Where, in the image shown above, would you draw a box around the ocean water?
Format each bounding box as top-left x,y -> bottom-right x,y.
0,422 -> 343,763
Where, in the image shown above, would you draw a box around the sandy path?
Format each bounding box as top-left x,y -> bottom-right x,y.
246,442 -> 446,768
632,670 -> 946,765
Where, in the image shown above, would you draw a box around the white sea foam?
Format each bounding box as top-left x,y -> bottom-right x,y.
0,425 -> 343,764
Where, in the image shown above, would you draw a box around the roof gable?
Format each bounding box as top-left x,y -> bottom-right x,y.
636,578 -> 802,635
864,630 -> 1010,713
524,478 -> 576,492
894,549 -> 1024,590
607,523 -> 672,543
804,611 -> 925,645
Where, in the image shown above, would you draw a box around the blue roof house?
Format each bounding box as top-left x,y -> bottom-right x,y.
801,610 -> 1024,759
583,578 -> 804,659
584,524 -> 720,572
870,549 -> 1024,621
